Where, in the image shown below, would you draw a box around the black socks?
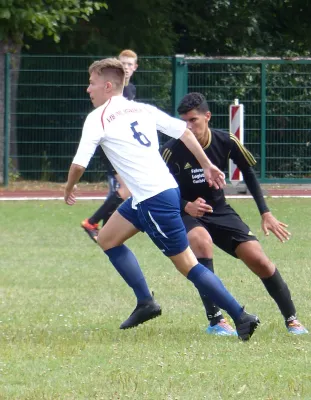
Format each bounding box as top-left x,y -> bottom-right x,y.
89,191 -> 123,225
198,258 -> 224,325
261,268 -> 296,322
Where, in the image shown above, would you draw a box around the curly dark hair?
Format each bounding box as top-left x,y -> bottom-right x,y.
177,92 -> 210,115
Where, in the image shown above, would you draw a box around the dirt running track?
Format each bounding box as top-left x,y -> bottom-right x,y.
1,183 -> 311,199
0,190 -> 107,199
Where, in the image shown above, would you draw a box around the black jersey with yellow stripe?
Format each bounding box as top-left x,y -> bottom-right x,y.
161,128 -> 256,209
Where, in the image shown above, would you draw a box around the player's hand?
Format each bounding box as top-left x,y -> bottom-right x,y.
261,212 -> 291,242
204,164 -> 226,190
64,184 -> 77,205
185,197 -> 213,217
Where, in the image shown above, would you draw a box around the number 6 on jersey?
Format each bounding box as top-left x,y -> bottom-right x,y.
130,121 -> 151,147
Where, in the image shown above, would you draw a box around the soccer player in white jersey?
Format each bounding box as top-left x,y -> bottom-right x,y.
64,58 -> 260,341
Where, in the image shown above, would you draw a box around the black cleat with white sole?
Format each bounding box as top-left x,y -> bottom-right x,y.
120,299 -> 162,330
235,310 -> 260,341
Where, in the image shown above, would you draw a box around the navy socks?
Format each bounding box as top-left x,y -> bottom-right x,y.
187,263 -> 243,321
105,248 -> 244,321
105,245 -> 152,303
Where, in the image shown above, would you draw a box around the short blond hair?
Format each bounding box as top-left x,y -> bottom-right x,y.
88,58 -> 125,90
118,49 -> 138,63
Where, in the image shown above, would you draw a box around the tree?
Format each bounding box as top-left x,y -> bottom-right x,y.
171,0 -> 311,56
25,0 -> 311,58
0,0 -> 107,183
24,0 -> 176,56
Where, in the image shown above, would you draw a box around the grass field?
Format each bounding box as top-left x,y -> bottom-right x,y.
0,198 -> 310,400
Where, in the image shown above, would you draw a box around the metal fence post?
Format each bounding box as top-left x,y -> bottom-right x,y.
3,53 -> 10,186
260,62 -> 266,181
172,54 -> 188,117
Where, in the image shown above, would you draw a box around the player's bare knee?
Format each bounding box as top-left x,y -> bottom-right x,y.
236,240 -> 275,276
97,235 -> 110,250
97,230 -> 119,250
188,228 -> 212,258
169,247 -> 198,277
256,257 -> 275,276
240,250 -> 275,277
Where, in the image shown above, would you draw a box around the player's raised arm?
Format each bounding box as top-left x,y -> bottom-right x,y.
151,105 -> 225,190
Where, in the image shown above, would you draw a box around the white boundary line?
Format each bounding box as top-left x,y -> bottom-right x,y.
1,195 -> 311,201
0,196 -> 107,201
227,195 -> 311,199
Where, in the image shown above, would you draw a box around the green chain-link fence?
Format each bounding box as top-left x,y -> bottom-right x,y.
2,55 -> 311,185
2,54 -> 173,184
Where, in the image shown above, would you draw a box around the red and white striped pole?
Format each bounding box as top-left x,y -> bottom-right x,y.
229,99 -> 244,186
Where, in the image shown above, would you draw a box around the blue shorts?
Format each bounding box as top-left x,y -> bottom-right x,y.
118,188 -> 189,257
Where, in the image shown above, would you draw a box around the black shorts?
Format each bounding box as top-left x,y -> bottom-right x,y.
182,203 -> 257,258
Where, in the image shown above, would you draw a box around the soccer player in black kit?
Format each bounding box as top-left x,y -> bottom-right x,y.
81,50 -> 137,242
161,92 -> 308,336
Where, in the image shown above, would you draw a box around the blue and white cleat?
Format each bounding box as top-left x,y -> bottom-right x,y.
287,320 -> 308,335
206,319 -> 238,336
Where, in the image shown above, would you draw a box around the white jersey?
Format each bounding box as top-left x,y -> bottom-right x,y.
73,95 -> 186,206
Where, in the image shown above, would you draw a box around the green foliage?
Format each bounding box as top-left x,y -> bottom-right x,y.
23,0 -> 176,55
15,55 -> 174,182
264,63 -> 311,177
5,0 -> 311,182
8,158 -> 20,182
186,59 -> 311,178
0,0 -> 107,44
171,0 -> 311,56
84,0 -> 176,55
40,151 -> 53,181
13,54 -> 311,181
22,0 -> 311,57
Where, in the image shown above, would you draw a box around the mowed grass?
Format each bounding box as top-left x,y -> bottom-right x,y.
0,198 -> 310,400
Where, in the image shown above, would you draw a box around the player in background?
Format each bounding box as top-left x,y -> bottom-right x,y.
64,58 -> 260,341
119,49 -> 137,100
81,50 -> 138,242
161,92 -> 308,336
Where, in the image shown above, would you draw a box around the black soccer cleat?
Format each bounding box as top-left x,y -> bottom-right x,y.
235,310 -> 260,341
120,298 -> 162,330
